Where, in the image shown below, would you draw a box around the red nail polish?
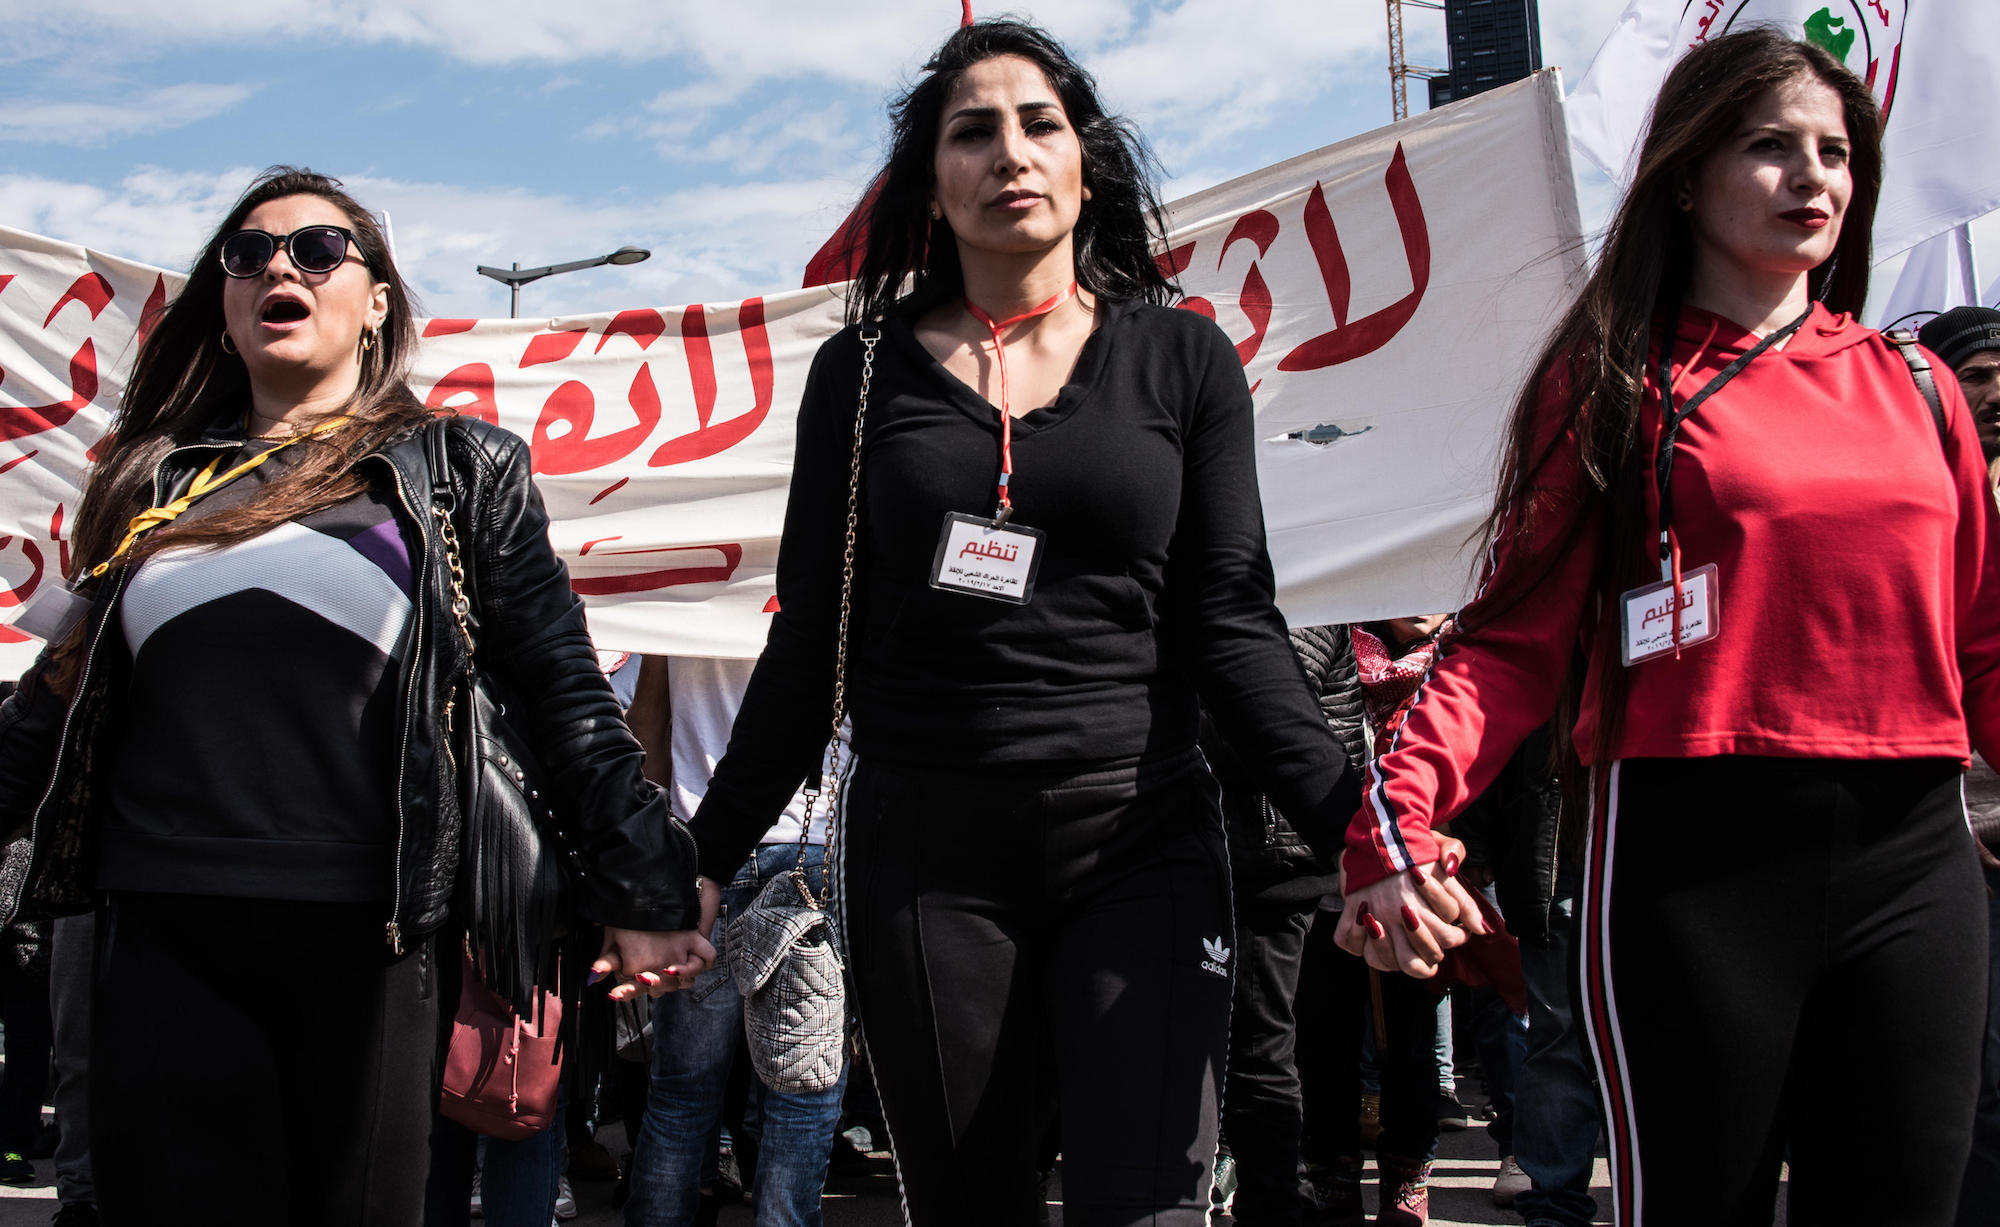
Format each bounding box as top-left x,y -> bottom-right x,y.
1442,853 -> 1462,878
1409,865 -> 1430,889
1402,904 -> 1423,933
1358,905 -> 1386,941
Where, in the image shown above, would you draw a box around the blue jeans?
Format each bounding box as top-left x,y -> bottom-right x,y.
1469,884 -> 1530,1157
625,843 -> 849,1227
1512,889 -> 1602,1227
1960,862 -> 2000,1225
426,1092 -> 566,1227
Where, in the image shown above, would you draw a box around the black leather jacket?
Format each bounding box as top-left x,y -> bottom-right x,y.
1203,624 -> 1367,904
0,414 -> 699,949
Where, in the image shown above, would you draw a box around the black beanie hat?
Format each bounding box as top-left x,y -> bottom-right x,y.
1917,305 -> 2000,370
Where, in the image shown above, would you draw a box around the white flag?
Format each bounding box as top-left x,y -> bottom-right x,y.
1867,221 -> 1984,329
1566,1 -> 2000,260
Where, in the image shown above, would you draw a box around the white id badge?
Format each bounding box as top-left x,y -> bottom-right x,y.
929,512 -> 1045,604
1620,563 -> 1719,666
11,581 -> 92,643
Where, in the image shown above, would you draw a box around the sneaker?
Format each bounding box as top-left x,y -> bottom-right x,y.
1209,1151 -> 1238,1215
555,1173 -> 579,1220
0,1152 -> 34,1184
469,1169 -> 483,1219
1492,1155 -> 1530,1207
1357,1090 -> 1384,1148
1436,1090 -> 1473,1131
51,1206 -> 100,1227
1377,1155 -> 1431,1227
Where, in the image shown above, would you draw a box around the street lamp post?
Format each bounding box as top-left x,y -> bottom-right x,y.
476,245 -> 652,318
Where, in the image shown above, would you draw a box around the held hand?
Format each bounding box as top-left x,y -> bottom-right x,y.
696,875 -> 723,942
595,925 -> 716,1001
1334,837 -> 1488,976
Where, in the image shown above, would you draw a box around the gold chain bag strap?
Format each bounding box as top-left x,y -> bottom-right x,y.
425,422 -> 572,1015
424,421 -> 572,1141
726,329 -> 878,1095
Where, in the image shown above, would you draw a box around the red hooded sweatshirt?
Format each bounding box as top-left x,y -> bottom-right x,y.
1344,304 -> 2000,891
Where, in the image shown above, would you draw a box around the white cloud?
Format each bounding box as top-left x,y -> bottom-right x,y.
5,1 -> 979,73
0,82 -> 256,145
1086,0 -> 1385,141
0,2 -> 1648,317
1537,0 -> 1633,83
0,167 -> 251,270
0,165 -> 874,318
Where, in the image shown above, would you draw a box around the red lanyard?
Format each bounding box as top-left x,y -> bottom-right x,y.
963,281 -> 1078,523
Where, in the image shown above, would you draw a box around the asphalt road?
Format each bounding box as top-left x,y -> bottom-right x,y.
0,1086 -> 1629,1227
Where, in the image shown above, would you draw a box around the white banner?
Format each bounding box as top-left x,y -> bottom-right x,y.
1566,0 -> 2000,262
0,72 -> 1582,672
1869,219 -> 1984,329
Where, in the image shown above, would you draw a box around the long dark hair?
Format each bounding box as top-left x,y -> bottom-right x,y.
847,18 -> 1178,323
72,167 -> 428,578
1462,29 -> 1881,777
52,168 -> 429,685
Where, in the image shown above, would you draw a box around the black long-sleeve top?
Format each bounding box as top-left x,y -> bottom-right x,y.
688,297 -> 1357,882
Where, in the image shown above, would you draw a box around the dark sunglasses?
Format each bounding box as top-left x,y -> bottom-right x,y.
218,225 -> 361,278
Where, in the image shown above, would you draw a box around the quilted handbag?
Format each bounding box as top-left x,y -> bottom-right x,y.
726,867 -> 847,1093
722,330 -> 879,1095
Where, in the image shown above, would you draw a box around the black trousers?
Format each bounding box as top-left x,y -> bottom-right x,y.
840,752 -> 1234,1227
1583,757 -> 1986,1226
1295,905 -> 1440,1168
0,952 -> 53,1157
1218,894 -> 1315,1226
93,893 -> 441,1227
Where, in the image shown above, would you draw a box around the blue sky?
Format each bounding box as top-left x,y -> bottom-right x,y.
0,1 -> 1633,319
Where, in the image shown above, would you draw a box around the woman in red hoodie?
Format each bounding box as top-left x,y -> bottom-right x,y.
1334,28 -> 1997,1226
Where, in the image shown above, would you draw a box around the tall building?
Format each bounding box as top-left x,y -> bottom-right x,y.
1427,0 -> 1543,109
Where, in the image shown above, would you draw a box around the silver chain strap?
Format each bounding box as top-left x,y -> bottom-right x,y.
433,503 -> 477,674
433,502 -> 478,760
794,329 -> 878,908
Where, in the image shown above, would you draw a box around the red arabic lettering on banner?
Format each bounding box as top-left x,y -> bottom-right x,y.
1163,142 -> 1430,377
0,73 -> 1579,662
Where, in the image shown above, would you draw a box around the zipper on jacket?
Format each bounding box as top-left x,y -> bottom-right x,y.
14,440 -> 233,921
377,455 -> 431,955
1547,792 -> 1562,903
14,569 -> 128,924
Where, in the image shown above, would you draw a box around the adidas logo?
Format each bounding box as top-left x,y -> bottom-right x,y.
1201,936 -> 1231,977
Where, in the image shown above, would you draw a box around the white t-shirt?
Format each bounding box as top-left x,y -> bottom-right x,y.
667,655 -> 849,847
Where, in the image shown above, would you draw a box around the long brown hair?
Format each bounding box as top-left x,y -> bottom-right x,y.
1461,29 -> 1881,778
55,168 -> 430,681
847,19 -> 1178,324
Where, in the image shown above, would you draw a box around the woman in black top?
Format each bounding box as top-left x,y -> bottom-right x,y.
687,21 -> 1478,1225
0,168 -> 709,1226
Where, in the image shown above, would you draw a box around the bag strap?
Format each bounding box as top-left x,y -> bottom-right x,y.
423,418 -> 479,676
1885,329 -> 1949,447
794,330 -> 881,908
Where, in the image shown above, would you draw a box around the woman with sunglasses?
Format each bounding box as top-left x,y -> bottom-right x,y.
1335,30 -> 1994,1224
684,21 -> 1480,1225
0,167 -> 711,1226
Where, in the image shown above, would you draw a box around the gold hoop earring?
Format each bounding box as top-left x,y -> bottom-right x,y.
220,330 -> 238,355
360,327 -> 378,353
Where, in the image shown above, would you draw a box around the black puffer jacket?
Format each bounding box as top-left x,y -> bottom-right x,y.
1203,624 -> 1367,904
1451,725 -> 1566,947
0,414 -> 699,949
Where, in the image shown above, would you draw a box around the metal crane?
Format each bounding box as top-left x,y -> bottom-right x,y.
1386,0 -> 1446,121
